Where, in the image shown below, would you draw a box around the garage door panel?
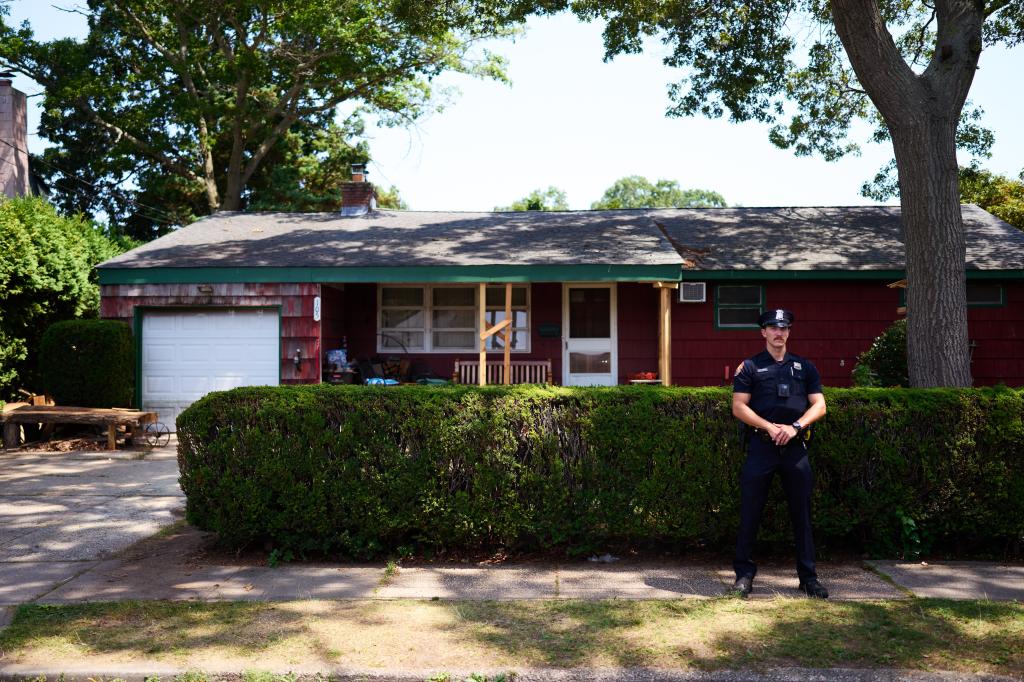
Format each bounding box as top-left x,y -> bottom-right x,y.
145,342 -> 177,363
145,374 -> 175,391
180,343 -> 213,362
145,315 -> 177,335
142,309 -> 279,428
212,345 -> 239,362
212,374 -> 249,391
178,375 -> 211,394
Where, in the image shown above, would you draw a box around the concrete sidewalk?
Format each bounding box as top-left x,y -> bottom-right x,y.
16,522 -> 1024,605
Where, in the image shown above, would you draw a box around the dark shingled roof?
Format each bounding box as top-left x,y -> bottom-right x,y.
98,209 -> 681,269
651,204 -> 1024,271
98,204 -> 1024,272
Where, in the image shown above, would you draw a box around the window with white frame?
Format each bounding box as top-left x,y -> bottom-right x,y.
379,287 -> 426,350
432,287 -> 476,350
378,284 -> 530,352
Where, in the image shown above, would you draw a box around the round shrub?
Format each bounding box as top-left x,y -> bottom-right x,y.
39,319 -> 134,407
853,318 -> 908,387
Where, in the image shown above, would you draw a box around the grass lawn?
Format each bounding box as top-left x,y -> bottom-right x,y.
0,598 -> 1020,677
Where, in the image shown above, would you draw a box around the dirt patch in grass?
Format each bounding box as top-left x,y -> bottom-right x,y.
0,599 -> 1020,676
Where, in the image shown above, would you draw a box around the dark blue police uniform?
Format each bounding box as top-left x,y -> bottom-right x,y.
732,349 -> 822,583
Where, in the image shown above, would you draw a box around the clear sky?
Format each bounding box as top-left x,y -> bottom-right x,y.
7,2 -> 1023,212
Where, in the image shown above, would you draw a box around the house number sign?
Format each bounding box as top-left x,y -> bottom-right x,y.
313,296 -> 321,322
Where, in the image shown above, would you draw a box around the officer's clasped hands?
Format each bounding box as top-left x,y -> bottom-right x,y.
771,423 -> 797,445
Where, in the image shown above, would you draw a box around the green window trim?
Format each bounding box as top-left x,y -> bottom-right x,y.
714,284 -> 765,330
966,282 -> 1006,307
898,283 -> 1006,308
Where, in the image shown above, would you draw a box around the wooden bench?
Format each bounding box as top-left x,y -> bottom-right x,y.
452,359 -> 553,385
1,405 -> 158,450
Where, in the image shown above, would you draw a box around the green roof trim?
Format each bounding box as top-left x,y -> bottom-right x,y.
97,264 -> 683,285
679,269 -> 1024,281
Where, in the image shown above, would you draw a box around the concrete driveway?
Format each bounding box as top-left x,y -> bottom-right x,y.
0,436 -> 184,606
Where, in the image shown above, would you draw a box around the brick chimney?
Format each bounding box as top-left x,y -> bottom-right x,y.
340,163 -> 377,216
0,74 -> 30,198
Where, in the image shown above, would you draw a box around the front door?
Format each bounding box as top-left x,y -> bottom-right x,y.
562,283 -> 617,386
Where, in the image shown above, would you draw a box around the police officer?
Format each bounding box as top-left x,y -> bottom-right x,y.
730,308 -> 828,599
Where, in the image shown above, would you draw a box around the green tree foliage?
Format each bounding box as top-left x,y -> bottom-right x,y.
959,165 -> 1024,231
0,197 -> 125,399
591,176 -> 726,209
495,186 -> 569,211
545,0 -> 1023,387
852,319 -> 909,388
0,1 -> 513,239
376,185 -> 409,210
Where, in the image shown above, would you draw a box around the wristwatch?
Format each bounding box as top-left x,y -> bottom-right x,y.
791,421 -> 803,432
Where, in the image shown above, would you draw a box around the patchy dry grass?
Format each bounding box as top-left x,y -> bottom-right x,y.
0,598 -> 1020,676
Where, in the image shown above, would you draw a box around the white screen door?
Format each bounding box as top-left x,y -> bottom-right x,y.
562,283 -> 617,386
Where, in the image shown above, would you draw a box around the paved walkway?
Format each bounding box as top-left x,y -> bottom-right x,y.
0,437 -> 183,609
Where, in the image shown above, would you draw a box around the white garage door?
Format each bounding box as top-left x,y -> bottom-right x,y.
142,309 -> 280,427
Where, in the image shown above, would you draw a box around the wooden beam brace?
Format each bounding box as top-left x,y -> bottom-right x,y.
480,318 -> 512,340
652,281 -> 680,289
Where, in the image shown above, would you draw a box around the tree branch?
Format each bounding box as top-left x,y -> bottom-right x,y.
909,8 -> 937,66
830,0 -> 925,126
984,0 -> 1014,17
119,5 -> 180,68
74,98 -> 200,182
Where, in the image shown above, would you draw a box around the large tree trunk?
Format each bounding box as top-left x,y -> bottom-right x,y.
221,173 -> 243,212
892,119 -> 971,386
832,0 -> 982,386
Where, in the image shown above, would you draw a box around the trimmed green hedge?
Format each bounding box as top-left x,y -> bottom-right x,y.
177,385 -> 1024,560
39,319 -> 134,407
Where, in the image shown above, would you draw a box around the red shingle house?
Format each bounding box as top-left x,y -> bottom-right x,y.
97,180 -> 1024,422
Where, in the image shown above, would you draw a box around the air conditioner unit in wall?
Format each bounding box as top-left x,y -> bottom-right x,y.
679,282 -> 706,303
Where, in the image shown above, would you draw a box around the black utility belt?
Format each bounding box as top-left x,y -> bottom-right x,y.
749,426 -> 811,444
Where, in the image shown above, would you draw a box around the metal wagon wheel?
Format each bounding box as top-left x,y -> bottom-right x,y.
143,421 -> 171,448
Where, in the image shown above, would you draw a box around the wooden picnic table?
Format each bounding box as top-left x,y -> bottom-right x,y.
1,405 -> 158,450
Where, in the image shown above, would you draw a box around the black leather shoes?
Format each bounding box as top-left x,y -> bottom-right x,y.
731,576 -> 753,598
799,578 -> 829,599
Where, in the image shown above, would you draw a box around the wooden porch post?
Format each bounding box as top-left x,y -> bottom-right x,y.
654,282 -> 678,386
503,282 -> 512,385
478,282 -> 487,386
478,282 -> 514,386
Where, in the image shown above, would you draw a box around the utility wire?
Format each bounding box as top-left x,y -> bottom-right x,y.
0,136 -> 183,227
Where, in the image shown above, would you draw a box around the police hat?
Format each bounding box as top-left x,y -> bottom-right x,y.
759,309 -> 795,328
